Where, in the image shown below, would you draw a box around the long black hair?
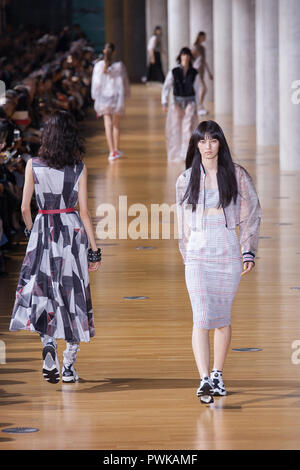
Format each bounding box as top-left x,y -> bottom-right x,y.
38,110 -> 84,169
176,47 -> 193,67
181,120 -> 238,211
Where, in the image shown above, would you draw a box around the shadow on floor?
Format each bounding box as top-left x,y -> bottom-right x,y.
57,377 -> 300,409
0,368 -> 37,375
0,436 -> 15,442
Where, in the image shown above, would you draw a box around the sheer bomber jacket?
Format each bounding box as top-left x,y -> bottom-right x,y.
175,162 -> 262,265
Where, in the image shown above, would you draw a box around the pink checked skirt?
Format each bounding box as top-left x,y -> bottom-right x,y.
184,213 -> 243,329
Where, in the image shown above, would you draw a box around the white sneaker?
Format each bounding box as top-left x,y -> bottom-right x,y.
116,149 -> 123,157
210,369 -> 227,396
198,108 -> 208,116
108,151 -> 120,161
62,343 -> 80,383
62,364 -> 79,383
42,342 -> 60,384
196,376 -> 214,397
197,376 -> 214,404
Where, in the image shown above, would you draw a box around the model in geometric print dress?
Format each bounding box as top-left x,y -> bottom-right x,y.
9,110 -> 101,384
176,120 -> 262,403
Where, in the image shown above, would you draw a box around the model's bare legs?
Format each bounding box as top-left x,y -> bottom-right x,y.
103,114 -> 114,153
199,76 -> 207,109
192,326 -> 210,377
213,325 -> 231,371
112,114 -> 120,151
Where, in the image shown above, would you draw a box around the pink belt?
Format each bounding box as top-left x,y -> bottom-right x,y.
38,208 -> 75,214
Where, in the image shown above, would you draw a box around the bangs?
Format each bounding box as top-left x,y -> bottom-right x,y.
195,121 -> 223,142
197,129 -> 219,141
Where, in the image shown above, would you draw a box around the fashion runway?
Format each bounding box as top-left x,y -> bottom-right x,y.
0,84 -> 300,450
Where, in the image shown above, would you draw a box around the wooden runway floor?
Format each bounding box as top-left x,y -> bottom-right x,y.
1,84 -> 300,450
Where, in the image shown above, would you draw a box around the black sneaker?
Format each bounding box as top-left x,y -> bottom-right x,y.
42,343 -> 60,384
62,364 -> 79,383
211,369 -> 227,396
196,376 -> 214,404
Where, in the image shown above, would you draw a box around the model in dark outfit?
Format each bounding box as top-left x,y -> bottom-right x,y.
147,26 -> 165,83
162,47 -> 200,161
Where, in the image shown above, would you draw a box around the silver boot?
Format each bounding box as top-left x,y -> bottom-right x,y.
62,342 -> 80,383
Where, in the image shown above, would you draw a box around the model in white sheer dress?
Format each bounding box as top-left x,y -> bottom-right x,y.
91,43 -> 130,161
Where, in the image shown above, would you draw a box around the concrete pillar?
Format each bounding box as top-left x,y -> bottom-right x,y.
105,0 -> 124,61
279,0 -> 300,170
213,0 -> 232,114
189,0 -> 214,102
146,0 -> 168,76
232,0 -> 256,126
167,0 -> 190,69
256,0 -> 279,145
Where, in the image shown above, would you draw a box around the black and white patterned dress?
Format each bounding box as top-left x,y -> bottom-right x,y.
9,157 -> 95,343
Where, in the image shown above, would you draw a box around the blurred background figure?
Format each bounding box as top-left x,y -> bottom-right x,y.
91,43 -> 130,161
161,47 -> 200,162
191,31 -> 213,116
146,25 -> 165,84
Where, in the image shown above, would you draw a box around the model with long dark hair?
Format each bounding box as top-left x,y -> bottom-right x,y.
176,120 -> 261,403
9,110 -> 101,384
91,43 -> 130,161
161,47 -> 200,161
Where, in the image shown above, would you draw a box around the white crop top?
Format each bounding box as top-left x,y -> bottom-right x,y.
205,188 -> 220,208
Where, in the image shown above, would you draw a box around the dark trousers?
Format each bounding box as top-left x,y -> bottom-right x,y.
147,51 -> 165,83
